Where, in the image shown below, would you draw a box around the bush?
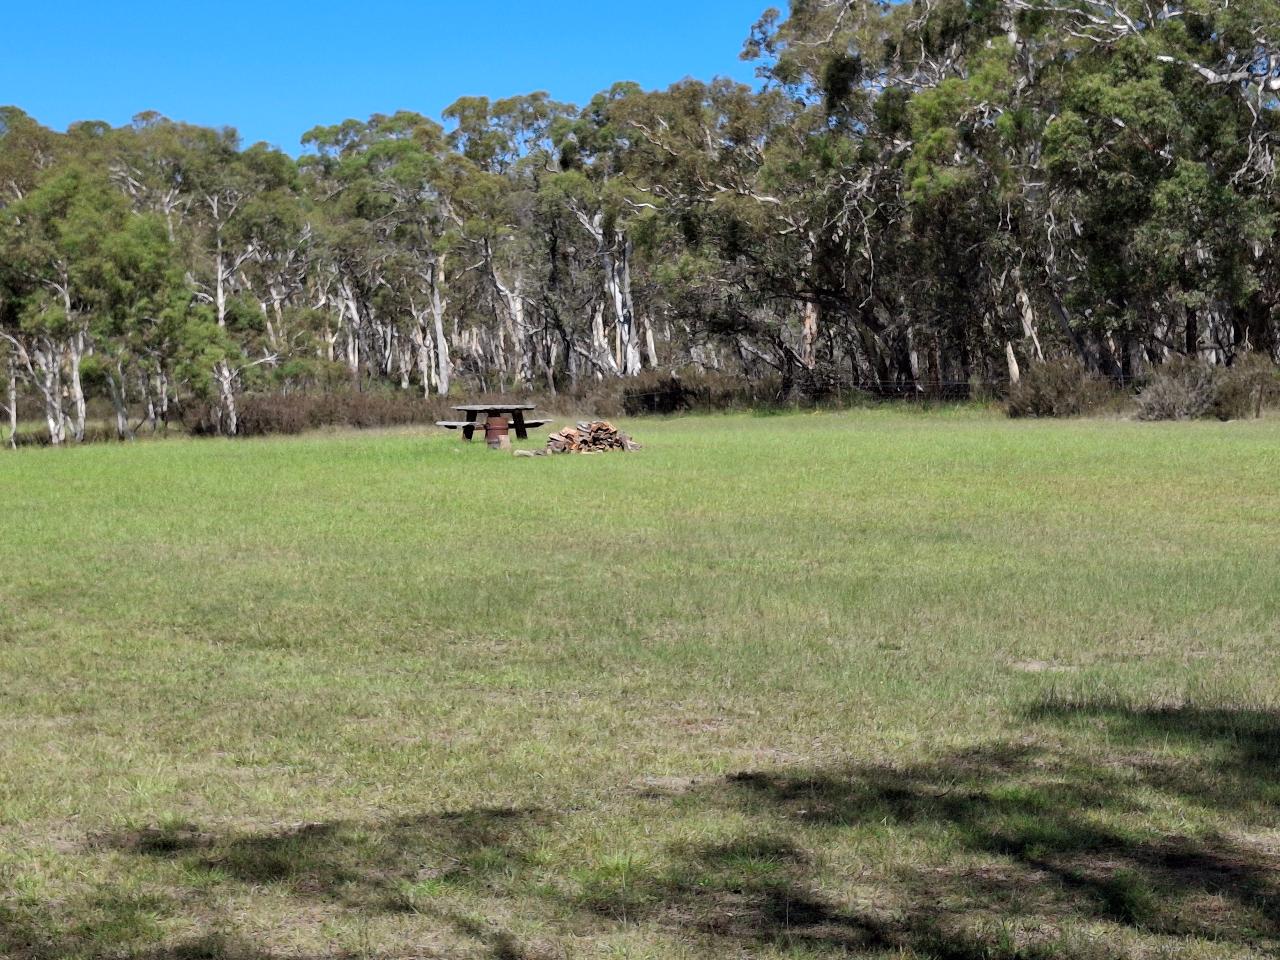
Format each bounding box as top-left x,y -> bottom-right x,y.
1006,358 -> 1112,418
184,390 -> 456,437
1135,359 -> 1221,421
1135,355 -> 1279,421
572,369 -> 794,418
1212,355 -> 1280,421
622,374 -> 699,415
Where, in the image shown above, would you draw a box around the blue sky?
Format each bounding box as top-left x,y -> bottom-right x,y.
2,1 -> 769,152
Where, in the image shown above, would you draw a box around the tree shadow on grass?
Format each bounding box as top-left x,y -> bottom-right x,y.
582,699 -> 1280,955
707,747 -> 1280,952
36,699 -> 1280,958
1026,695 -> 1280,814
0,903 -> 336,960
98,806 -> 548,911
1,808 -> 550,960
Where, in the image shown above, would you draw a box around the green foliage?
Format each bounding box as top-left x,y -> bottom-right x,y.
172,305 -> 239,398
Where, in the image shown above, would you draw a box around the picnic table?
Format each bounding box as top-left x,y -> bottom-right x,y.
436,403 -> 552,445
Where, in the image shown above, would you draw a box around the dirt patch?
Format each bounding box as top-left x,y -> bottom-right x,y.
633,775 -> 703,796
1010,659 -> 1078,674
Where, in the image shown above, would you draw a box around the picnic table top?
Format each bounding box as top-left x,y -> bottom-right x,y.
453,403 -> 538,412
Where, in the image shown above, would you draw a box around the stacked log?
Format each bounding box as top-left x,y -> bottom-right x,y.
515,420 -> 640,456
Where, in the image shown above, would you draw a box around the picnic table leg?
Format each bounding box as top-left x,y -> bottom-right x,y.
462,411 -> 478,442
512,409 -> 529,440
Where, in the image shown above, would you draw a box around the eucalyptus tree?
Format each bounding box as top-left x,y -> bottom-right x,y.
741,0 -> 1280,384
0,165 -> 133,442
125,126 -> 276,433
551,82 -> 671,377
446,92 -> 572,389
88,209 -> 190,439
598,77 -> 812,378
304,111 -> 460,394
0,107 -> 62,205
0,274 -> 17,447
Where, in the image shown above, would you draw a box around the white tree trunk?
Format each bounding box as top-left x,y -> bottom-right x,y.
23,338 -> 67,444
4,354 -> 16,449
107,360 -> 134,441
266,284 -> 285,353
339,278 -> 362,377
410,319 -> 433,398
213,241 -> 239,435
573,205 -> 640,377
1013,268 -> 1045,362
642,313 -> 659,369
215,363 -> 238,436
428,256 -> 451,396
605,235 -> 642,376
800,237 -> 821,371
492,264 -> 533,389
590,302 -> 618,379
906,325 -> 922,392
156,370 -> 170,430
67,329 -> 87,442
801,301 -> 820,370
215,242 -> 228,329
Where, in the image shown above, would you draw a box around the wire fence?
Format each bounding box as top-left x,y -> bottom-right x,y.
616,370 -> 1150,414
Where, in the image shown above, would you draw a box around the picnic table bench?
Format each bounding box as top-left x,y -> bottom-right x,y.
437,404 -> 552,445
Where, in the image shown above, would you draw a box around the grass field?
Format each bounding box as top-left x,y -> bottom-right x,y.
3,408 -> 1280,960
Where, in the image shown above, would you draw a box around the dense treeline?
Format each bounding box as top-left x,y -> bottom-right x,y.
2,0 -> 1278,443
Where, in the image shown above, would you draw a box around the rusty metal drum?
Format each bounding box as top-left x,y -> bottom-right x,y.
484,415 -> 511,449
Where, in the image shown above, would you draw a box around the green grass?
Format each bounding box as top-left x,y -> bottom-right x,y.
2,408 -> 1279,959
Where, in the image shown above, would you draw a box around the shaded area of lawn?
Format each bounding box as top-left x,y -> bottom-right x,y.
7,698 -> 1280,959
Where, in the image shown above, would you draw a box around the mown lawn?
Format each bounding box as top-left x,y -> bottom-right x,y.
2,408 -> 1279,959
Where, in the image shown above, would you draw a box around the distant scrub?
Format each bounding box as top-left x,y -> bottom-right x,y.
1210,355 -> 1280,420
1005,358 -> 1113,418
616,371 -> 794,416
1136,356 -> 1280,421
10,359 -> 1278,446
181,372 -> 804,439
1004,355 -> 1280,421
184,391 -> 457,437
1134,359 -> 1221,421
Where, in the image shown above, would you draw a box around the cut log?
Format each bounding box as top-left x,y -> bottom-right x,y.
540,420 -> 641,454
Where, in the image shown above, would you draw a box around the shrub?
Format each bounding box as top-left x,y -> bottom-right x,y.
622,374 -> 699,415
1134,356 -> 1279,422
1006,358 -> 1112,418
1135,359 -> 1221,421
1212,354 -> 1280,421
183,390 -> 455,437
582,369 -> 793,417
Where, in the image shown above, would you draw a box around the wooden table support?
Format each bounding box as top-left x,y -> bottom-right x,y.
437,404 -> 551,446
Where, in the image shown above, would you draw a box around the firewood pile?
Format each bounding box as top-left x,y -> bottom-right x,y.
515,420 -> 641,456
